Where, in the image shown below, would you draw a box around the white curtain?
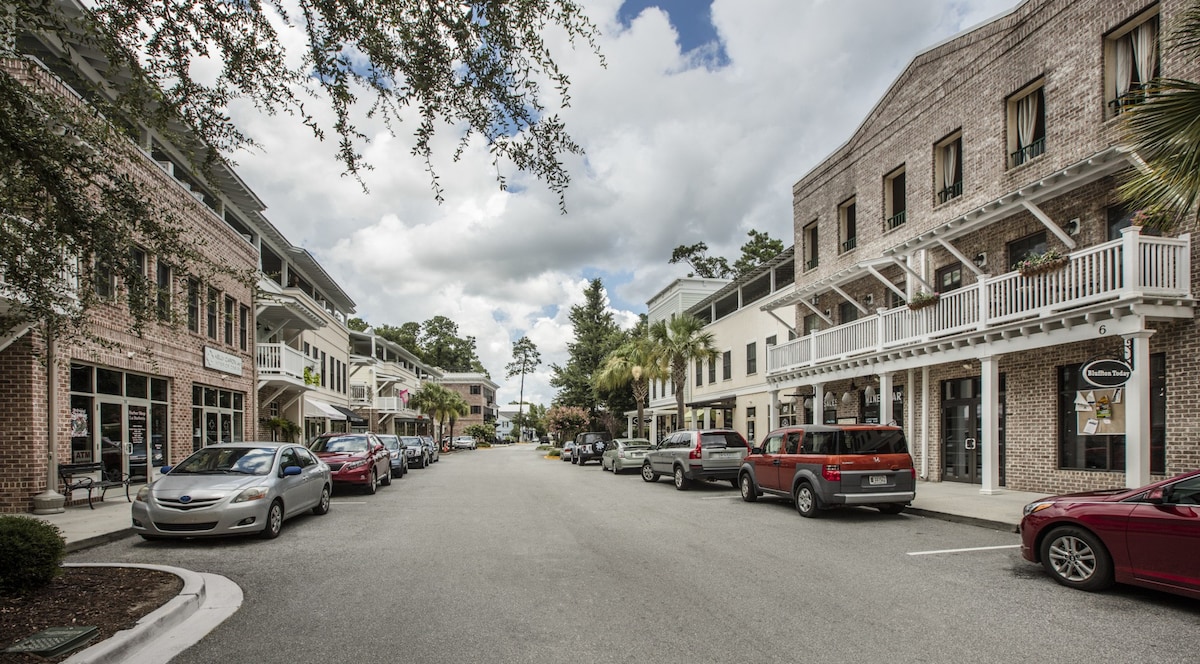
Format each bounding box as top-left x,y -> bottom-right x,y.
942,141 -> 957,190
1017,92 -> 1038,149
1132,21 -> 1157,84
1115,37 -> 1133,97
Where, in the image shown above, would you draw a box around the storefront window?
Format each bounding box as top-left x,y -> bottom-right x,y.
862,385 -> 905,425
69,364 -> 168,471
192,383 -> 246,448
1057,354 -> 1165,473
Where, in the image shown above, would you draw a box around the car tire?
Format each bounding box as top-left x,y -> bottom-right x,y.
572,456 -> 578,465
876,503 -> 905,515
739,473 -> 758,502
794,482 -> 821,518
312,485 -> 331,515
381,468 -> 392,486
561,455 -> 569,462
364,470 -> 378,495
1040,525 -> 1114,592
260,500 -> 284,539
641,462 -> 659,483
673,466 -> 691,491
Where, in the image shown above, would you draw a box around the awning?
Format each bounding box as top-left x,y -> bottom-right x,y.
305,397 -> 346,421
332,405 -> 368,426
685,395 -> 737,409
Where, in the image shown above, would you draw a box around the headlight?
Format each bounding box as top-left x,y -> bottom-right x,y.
389,451 -> 399,459
343,459 -> 366,471
136,485 -> 150,502
1023,501 -> 1054,516
233,487 -> 269,503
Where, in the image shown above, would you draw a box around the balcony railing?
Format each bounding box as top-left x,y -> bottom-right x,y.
257,343 -> 316,381
767,229 -> 1191,375
937,181 -> 963,204
1009,137 -> 1046,168
350,383 -> 373,406
841,237 -> 858,253
886,210 -> 906,230
805,257 -> 819,271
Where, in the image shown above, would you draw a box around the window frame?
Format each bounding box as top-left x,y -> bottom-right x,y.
746,342 -> 757,376
884,165 -> 906,231
1103,7 -> 1161,119
802,220 -> 819,271
1007,80 -> 1046,168
1007,231 -> 1048,271
722,350 -> 731,381
934,131 -> 964,205
838,197 -> 857,254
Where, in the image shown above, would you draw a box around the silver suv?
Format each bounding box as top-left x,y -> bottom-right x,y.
641,429 -> 749,490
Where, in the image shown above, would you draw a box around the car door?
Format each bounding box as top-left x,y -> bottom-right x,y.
276,448 -> 307,517
650,434 -> 679,473
294,446 -> 324,508
1125,475 -> 1200,594
776,430 -> 803,492
753,432 -> 785,491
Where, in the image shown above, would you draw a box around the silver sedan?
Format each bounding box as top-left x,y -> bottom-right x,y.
601,438 -> 653,474
132,442 -> 332,540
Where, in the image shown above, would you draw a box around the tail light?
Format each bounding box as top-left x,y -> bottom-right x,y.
822,464 -> 841,481
618,450 -> 626,458
910,468 -> 917,481
689,443 -> 702,460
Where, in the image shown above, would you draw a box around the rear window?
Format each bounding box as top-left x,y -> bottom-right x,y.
700,432 -> 748,449
838,429 -> 908,455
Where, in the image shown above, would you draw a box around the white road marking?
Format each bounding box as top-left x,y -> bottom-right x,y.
331,501 -> 367,505
700,496 -> 740,500
907,544 -> 1021,556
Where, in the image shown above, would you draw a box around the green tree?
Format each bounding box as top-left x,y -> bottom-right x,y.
649,313 -> 719,426
731,230 -> 786,277
545,405 -> 589,446
347,318 -> 370,332
668,242 -> 733,279
505,336 -> 542,442
410,383 -> 468,447
463,423 -> 494,444
594,325 -> 666,438
374,323 -> 421,358
549,279 -> 622,420
1119,2 -> 1200,231
420,315 -> 484,374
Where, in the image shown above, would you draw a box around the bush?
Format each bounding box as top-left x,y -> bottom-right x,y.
478,441 -> 492,448
0,516 -> 66,595
546,448 -> 561,457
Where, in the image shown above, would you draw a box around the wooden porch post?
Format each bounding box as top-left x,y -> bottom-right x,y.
980,354 -> 1003,495
1123,329 -> 1154,488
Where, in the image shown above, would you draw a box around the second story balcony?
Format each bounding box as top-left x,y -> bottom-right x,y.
257,343 -> 317,386
767,229 -> 1192,379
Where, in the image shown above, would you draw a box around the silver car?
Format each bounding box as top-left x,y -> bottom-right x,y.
601,438 -> 653,474
642,429 -> 750,490
132,442 -> 332,540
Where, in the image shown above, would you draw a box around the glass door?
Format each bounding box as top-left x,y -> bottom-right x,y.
98,401 -> 125,483
942,402 -> 980,483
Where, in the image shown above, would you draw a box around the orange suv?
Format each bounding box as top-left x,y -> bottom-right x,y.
738,425 -> 915,517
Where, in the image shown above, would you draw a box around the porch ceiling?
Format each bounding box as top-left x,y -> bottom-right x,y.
257,293 -> 325,331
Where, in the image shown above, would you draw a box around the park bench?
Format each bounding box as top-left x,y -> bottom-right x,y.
57,462 -> 130,509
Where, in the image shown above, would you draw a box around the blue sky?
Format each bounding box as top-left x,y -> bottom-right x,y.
617,0 -> 729,65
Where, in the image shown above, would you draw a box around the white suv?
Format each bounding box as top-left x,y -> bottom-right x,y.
452,435 -> 477,450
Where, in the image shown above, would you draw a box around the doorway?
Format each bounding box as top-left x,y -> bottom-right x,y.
941,376 -> 1006,485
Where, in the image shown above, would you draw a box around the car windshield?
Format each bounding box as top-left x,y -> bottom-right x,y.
401,437 -> 423,448
170,446 -> 276,475
379,436 -> 400,451
309,435 -> 369,454
701,432 -> 747,448
839,429 -> 908,455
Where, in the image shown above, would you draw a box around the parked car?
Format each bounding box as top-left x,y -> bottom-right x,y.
642,429 -> 749,490
737,425 -> 915,517
452,435 -> 478,450
423,436 -> 441,463
573,431 -> 613,466
307,432 -> 392,494
1019,469 -> 1200,598
377,434 -> 410,479
602,438 -> 653,474
132,442 -> 332,540
402,436 -> 430,468
561,441 -> 575,462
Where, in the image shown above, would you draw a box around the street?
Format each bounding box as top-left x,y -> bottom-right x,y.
72,445 -> 1200,664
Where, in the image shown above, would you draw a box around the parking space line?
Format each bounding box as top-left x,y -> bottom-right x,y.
331,501 -> 367,505
700,496 -> 739,500
907,544 -> 1020,556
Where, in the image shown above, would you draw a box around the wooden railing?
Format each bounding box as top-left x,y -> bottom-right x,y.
256,343 -> 314,380
767,229 -> 1190,375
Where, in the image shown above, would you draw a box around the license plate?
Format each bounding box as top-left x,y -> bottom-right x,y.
869,475 -> 888,486
715,451 -> 739,459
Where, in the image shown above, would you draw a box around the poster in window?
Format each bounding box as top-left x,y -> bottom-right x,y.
1074,388 -> 1125,436
71,408 -> 89,437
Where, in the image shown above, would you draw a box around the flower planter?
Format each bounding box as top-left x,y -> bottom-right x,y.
907,294 -> 939,311
1018,256 -> 1069,276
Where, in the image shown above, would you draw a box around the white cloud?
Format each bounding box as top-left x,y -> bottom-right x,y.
224,0 -> 1019,408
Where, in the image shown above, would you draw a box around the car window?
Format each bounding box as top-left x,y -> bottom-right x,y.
1168,476 -> 1200,505
838,429 -> 908,455
294,447 -> 317,467
802,432 -> 835,455
623,440 -> 651,449
784,432 -> 801,454
700,432 -> 746,448
279,448 -> 298,469
172,446 -> 275,475
762,434 -> 783,454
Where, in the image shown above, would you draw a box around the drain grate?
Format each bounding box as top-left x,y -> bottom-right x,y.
3,625 -> 99,657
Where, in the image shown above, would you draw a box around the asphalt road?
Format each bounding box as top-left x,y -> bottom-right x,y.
72,445 -> 1200,664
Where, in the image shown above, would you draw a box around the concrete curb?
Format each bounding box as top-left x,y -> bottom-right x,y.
65,529 -> 136,554
906,507 -> 1019,533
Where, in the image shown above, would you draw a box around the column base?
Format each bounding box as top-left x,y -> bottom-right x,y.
31,489 -> 66,515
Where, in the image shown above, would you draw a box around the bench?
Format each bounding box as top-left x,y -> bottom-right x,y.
57,462 -> 131,509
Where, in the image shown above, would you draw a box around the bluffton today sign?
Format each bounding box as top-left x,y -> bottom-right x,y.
1080,359 -> 1132,388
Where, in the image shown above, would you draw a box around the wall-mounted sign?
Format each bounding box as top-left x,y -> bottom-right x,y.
204,346 -> 244,376
1081,359 -> 1131,388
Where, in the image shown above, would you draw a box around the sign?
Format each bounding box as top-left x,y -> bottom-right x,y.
1081,359 -> 1131,388
204,346 -> 243,376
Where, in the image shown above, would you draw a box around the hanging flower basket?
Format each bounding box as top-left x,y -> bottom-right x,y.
1016,250 -> 1069,276
907,292 -> 939,311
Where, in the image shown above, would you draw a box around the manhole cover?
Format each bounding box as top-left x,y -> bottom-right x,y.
3,625 -> 99,656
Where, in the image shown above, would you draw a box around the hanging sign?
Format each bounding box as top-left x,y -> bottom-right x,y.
1080,359 -> 1132,388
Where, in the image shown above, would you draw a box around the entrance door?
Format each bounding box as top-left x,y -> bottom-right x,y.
98,401 -> 125,483
941,377 -> 1006,485
127,404 -> 148,485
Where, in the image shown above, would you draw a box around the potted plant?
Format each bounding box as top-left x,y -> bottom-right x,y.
1015,249 -> 1069,276
907,291 -> 940,311
303,366 -> 321,386
264,416 -> 302,442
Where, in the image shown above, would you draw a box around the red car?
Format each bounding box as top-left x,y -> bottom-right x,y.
307,432 -> 392,495
1019,469 -> 1200,599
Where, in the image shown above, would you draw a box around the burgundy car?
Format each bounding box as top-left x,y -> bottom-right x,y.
307,432 -> 392,495
1019,469 -> 1200,599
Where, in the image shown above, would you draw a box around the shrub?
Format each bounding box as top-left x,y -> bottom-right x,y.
478,441 -> 492,448
0,516 -> 66,595
547,448 -> 561,457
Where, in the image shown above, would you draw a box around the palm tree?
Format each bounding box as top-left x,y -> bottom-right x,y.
648,314 -> 719,429
594,333 -> 666,438
1119,2 -> 1200,231
442,392 -> 470,445
410,383 -> 466,444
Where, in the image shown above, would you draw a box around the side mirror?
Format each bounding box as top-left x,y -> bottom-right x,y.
159,465 -> 173,475
282,465 -> 303,476
751,447 -> 764,455
1145,488 -> 1166,505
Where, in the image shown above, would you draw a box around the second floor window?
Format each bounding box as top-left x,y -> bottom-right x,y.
746,342 -> 757,375
470,385 -> 481,395
1008,231 -> 1048,271
936,263 -> 963,293
838,301 -> 860,324
224,296 -> 235,345
803,313 -> 819,336
186,279 -> 200,333
708,357 -> 716,384
839,198 -> 857,253
722,351 -> 732,381
1107,10 -> 1160,117
206,287 -> 218,339
239,304 -> 249,351
936,132 -> 963,204
1009,84 -> 1046,167
155,261 -> 171,322
885,167 -> 906,230
695,359 -> 703,387
803,221 -> 819,271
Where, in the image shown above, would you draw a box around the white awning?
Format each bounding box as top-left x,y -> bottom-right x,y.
305,397 -> 346,420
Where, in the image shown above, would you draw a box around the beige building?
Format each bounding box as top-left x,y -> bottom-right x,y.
349,330 -> 442,435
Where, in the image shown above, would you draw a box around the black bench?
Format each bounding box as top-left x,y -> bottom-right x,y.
57,462 -> 130,509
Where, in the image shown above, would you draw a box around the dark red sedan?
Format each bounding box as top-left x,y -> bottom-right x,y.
1019,469 -> 1200,599
307,432 -> 392,495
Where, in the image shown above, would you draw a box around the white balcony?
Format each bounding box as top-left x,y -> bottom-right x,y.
257,343 -> 316,383
768,229 -> 1191,376
350,383 -> 373,406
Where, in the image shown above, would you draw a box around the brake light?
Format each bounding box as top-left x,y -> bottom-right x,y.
689,443 -> 702,460
822,464 -> 841,481
911,468 -> 917,481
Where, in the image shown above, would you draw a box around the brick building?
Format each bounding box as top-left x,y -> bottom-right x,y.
439,373 -> 500,437
758,0 -> 1199,495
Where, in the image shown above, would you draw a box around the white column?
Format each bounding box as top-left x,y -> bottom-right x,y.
879,372 -> 894,425
1124,329 -> 1154,488
770,390 -> 781,430
920,366 -> 930,480
649,414 -> 659,444
812,383 -> 825,425
980,354 -> 1002,495
626,415 -> 633,437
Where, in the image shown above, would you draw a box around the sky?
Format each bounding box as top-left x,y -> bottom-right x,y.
222,0 -> 1021,409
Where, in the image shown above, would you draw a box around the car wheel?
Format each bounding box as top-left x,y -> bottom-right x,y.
641,463 -> 659,483
739,473 -> 758,502
312,485 -> 331,515
1040,526 -> 1114,591
382,467 -> 392,486
794,483 -> 821,518
673,466 -> 691,491
572,456 -> 578,465
260,500 -> 284,539
364,470 -> 378,495
876,503 -> 905,515
561,455 -> 568,462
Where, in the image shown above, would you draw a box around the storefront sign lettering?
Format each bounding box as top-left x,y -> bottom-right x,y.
1081,359 -> 1132,388
204,346 -> 244,376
